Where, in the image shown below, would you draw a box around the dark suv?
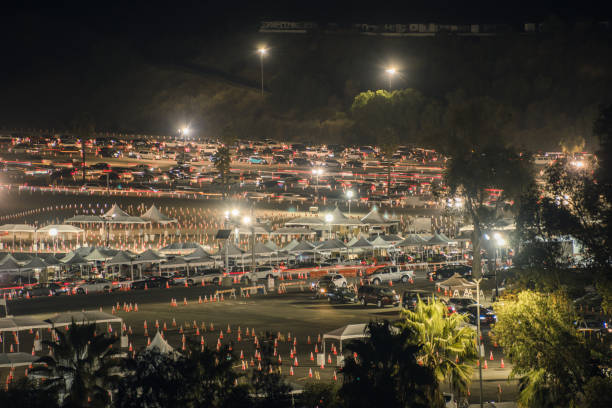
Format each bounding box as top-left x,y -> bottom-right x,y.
401,291 -> 446,310
358,286 -> 400,308
427,264 -> 472,281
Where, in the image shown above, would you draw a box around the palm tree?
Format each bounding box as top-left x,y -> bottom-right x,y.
397,298 -> 477,399
33,320 -> 123,407
340,320 -> 441,408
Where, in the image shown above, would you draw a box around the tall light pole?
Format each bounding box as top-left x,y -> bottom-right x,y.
385,67 -> 396,91
243,214 -> 255,275
49,228 -> 58,255
258,48 -> 267,96
493,233 -> 505,299
178,127 -> 190,150
476,278 -> 484,408
312,168 -> 322,196
325,213 -> 334,240
346,190 -> 354,215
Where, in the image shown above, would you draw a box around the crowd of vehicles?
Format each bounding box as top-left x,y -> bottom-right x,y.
0,133 -> 446,205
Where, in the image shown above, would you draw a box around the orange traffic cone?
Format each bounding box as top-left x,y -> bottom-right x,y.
489,351 -> 494,361
198,296 -> 202,304
308,368 -> 313,378
333,370 -> 337,381
310,352 -> 314,361
500,359 -> 505,368
289,366 -> 294,376
483,360 -> 488,369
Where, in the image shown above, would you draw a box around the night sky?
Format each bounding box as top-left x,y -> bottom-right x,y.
1,0 -> 611,132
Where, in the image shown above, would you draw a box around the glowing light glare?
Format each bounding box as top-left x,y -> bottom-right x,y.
493,232 -> 502,241
346,190 -> 354,199
224,211 -> 230,219
231,209 -> 239,217
49,228 -> 58,237
571,160 -> 584,168
258,48 -> 267,55
312,168 -> 323,176
386,68 -> 396,75
483,233 -> 490,241
324,214 -> 334,223
242,216 -> 252,225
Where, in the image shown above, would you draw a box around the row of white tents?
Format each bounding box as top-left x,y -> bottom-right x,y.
0,204 -> 177,239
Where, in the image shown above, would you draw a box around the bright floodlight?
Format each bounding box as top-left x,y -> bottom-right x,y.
258,48 -> 267,55
324,214 -> 333,223
231,209 -> 239,217
493,232 -> 502,241
386,68 -> 396,75
224,211 -> 230,219
496,237 -> 506,246
49,228 -> 58,237
312,168 -> 322,175
242,216 -> 252,225
181,127 -> 190,135
346,190 -> 354,199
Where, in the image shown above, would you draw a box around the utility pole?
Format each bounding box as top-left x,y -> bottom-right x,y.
476,278 -> 484,408
250,206 -> 255,275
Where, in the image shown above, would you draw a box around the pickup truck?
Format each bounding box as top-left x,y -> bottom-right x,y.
366,265 -> 415,285
73,279 -> 119,294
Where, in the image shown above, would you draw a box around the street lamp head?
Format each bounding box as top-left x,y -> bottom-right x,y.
346,190 -> 354,199
49,228 -> 58,237
231,209 -> 239,217
493,232 -> 502,241
181,127 -> 190,135
386,67 -> 396,75
258,48 -> 267,55
242,216 -> 252,225
324,213 -> 333,223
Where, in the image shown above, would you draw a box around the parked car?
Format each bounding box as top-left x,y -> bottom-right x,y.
313,274 -> 348,298
73,279 -> 118,294
327,287 -> 358,304
357,286 -> 400,308
248,156 -> 268,165
367,265 -> 414,285
174,269 -> 225,286
457,304 -> 497,326
447,297 -> 477,312
401,291 -> 446,310
131,276 -> 174,290
240,266 -> 280,284
21,283 -> 68,297
427,264 -> 472,281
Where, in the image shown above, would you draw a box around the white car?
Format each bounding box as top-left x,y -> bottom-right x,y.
74,279 -> 119,294
313,274 -> 348,297
240,267 -> 280,284
367,265 -> 414,285
174,270 -> 225,286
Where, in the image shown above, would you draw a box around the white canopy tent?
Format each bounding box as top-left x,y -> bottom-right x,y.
322,323 -> 369,354
147,331 -> 175,354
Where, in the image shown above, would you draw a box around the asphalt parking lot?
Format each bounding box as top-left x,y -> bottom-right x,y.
4,274 -> 517,402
